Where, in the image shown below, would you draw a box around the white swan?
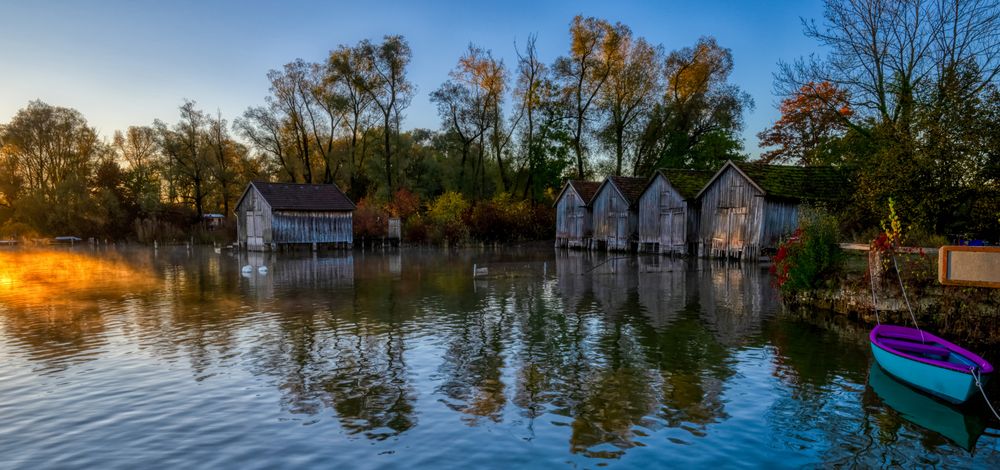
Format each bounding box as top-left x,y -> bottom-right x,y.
241,265 -> 253,273
258,266 -> 268,274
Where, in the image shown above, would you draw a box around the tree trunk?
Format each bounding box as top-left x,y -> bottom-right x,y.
383,113 -> 393,194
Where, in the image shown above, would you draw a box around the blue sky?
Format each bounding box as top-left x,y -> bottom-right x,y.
0,0 -> 825,156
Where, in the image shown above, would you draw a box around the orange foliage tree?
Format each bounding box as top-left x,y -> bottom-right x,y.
758,81 -> 852,166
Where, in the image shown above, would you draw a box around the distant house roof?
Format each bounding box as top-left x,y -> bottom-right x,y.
553,180 -> 601,207
650,169 -> 716,200
246,181 -> 356,212
606,176 -> 647,206
696,161 -> 848,202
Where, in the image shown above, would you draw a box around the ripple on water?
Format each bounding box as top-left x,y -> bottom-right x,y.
0,247 -> 997,468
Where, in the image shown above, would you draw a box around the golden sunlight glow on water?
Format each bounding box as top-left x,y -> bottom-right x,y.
0,250 -> 156,309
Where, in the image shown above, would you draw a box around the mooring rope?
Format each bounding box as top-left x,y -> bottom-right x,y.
891,254 -> 925,343
971,367 -> 1000,422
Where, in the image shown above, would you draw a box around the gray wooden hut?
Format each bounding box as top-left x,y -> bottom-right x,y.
554,180 -> 601,249
235,181 -> 355,251
694,161 -> 845,260
637,169 -> 715,255
591,176 -> 647,252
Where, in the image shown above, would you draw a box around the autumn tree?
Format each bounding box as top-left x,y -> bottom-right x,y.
156,100 -> 212,218
779,0 -> 1000,134
207,111 -> 241,216
554,15 -> 624,178
234,105 -> 296,182
325,44 -> 376,197
778,0 -> 1000,234
634,37 -> 752,174
112,125 -> 161,213
357,35 -> 414,194
758,81 -> 852,165
597,29 -> 662,176
0,101 -> 103,235
513,34 -> 548,199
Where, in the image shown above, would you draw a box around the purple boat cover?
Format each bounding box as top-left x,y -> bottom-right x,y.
870,324 -> 994,374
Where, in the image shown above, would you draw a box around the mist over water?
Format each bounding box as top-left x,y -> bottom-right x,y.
0,246 -> 997,468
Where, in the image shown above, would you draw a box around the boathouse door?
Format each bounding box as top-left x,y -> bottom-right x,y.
660,208 -> 684,251
246,210 -> 263,249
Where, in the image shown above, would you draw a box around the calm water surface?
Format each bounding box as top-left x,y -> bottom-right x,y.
1,246 -> 998,469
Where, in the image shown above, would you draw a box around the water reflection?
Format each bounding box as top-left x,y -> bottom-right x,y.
868,363 -> 986,451
0,247 -> 998,468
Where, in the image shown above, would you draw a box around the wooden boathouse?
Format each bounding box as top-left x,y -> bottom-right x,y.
695,161 -> 845,260
554,180 -> 601,249
591,176 -> 647,252
637,169 -> 715,255
235,181 -> 355,251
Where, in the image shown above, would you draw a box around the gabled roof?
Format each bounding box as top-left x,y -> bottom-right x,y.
570,180 -> 601,204
696,161 -> 847,202
648,169 -> 716,200
242,181 -> 356,212
593,176 -> 647,207
552,180 -> 601,207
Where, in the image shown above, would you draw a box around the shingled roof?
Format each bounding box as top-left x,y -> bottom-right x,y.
569,180 -> 601,204
607,176 -> 647,206
249,181 -> 356,211
653,169 -> 716,200
733,161 -> 847,201
697,161 -> 847,202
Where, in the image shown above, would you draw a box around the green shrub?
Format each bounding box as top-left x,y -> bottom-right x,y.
772,212 -> 842,292
427,191 -> 469,243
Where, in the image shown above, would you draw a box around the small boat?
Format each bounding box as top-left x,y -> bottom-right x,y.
868,363 -> 985,450
870,324 -> 993,404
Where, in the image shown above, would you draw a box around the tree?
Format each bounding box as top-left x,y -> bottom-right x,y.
778,0 -> 1000,134
778,0 -> 1000,234
157,100 -> 212,218
597,30 -> 662,176
513,35 -> 547,200
554,15 -> 623,178
634,37 -> 752,173
326,44 -> 376,197
357,35 -> 414,194
0,101 -> 103,234
207,111 -> 239,216
758,81 -> 852,165
234,105 -> 296,182
266,60 -> 317,183
112,125 -> 161,216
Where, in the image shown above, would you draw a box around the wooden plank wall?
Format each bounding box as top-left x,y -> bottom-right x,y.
591,183 -> 637,252
697,166 -> 766,259
555,187 -> 591,248
272,211 -> 353,245
236,188 -> 273,251
638,175 -> 689,254
760,200 -> 799,251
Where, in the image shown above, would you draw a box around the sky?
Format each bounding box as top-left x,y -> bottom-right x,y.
0,0 -> 827,157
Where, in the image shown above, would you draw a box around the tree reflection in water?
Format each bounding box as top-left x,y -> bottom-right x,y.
2,247 -> 996,467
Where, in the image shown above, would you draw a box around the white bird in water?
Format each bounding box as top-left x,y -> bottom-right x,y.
258,266 -> 268,274
241,265 -> 253,273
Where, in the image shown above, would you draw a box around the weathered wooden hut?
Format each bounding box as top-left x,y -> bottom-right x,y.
695,161 -> 845,260
235,181 -> 356,251
637,169 -> 715,255
554,180 -> 601,249
591,176 -> 647,252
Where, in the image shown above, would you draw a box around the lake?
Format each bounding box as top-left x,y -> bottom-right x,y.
0,246 -> 998,468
